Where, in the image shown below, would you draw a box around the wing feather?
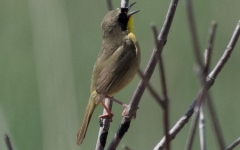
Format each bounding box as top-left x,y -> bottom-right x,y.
95,38 -> 137,95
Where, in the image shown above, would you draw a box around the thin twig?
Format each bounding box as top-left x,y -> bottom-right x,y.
226,137 -> 240,150
205,94 -> 225,150
206,21 -> 240,150
185,91 -> 203,150
186,0 -> 204,70
105,0 -> 113,10
185,0 -> 207,148
203,21 -> 226,150
154,20 -> 240,150
107,0 -> 179,149
204,21 -> 217,74
151,26 -> 168,99
198,21 -> 217,150
209,20 -> 240,79
199,104 -> 206,150
4,134 -> 13,150
96,98 -> 113,150
185,112 -> 200,150
138,69 -> 164,107
186,0 -> 207,110
154,95 -> 198,150
152,25 -> 170,150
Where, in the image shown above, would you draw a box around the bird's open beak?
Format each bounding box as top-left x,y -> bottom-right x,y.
127,2 -> 140,17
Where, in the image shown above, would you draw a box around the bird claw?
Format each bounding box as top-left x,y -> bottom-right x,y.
122,106 -> 139,119
99,113 -> 114,122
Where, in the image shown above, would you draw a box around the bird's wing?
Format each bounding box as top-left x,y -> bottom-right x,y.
95,38 -> 138,95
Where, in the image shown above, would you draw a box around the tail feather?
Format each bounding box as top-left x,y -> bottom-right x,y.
76,93 -> 97,145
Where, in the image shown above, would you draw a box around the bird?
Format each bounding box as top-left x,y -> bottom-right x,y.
76,2 -> 141,146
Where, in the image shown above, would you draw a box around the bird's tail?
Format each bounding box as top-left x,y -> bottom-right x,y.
76,91 -> 98,145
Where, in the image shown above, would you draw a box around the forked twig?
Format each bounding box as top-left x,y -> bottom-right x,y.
199,21 -> 217,150
185,93 -> 202,150
206,21 -> 240,150
108,0 -> 179,149
154,20 -> 240,150
138,69 -> 163,107
152,25 -> 170,150
209,21 -> 240,79
185,0 -> 208,148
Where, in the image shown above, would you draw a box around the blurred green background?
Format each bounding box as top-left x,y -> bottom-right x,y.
0,0 -> 240,149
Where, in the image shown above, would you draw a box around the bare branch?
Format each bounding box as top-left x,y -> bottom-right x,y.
204,21 -> 225,150
205,94 -> 225,150
185,112 -> 200,150
95,98 -> 113,150
153,97 -> 197,150
138,69 -> 164,107
204,21 -> 217,74
204,21 -> 240,150
107,0 -> 179,149
186,0 -> 204,70
152,25 -> 171,150
154,20 -> 240,150
209,21 -> 240,79
226,137 -> 240,150
197,21 -> 217,150
151,25 -> 168,98
4,134 -> 13,150
199,105 -> 206,150
105,0 -> 113,11
186,20 -> 217,150
185,0 -> 207,148
185,90 -> 205,150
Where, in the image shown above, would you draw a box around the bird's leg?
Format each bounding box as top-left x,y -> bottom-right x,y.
106,96 -> 129,116
106,96 -> 128,108
99,101 -> 114,122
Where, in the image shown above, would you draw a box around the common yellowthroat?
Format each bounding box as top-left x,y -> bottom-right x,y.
76,2 -> 141,146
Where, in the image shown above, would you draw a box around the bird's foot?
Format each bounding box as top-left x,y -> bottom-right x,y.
99,112 -> 114,122
99,101 -> 114,122
106,96 -> 128,108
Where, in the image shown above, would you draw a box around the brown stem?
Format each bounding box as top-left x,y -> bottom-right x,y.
152,25 -> 170,150
138,69 -> 163,107
95,98 -> 113,150
226,137 -> 240,150
199,104 -> 206,150
204,21 -> 217,74
105,0 -> 113,10
154,20 -> 240,150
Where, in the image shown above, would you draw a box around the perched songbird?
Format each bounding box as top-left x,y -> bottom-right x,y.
76,2 -> 141,145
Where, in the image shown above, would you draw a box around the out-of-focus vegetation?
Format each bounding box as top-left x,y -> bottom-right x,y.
0,0 -> 240,149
